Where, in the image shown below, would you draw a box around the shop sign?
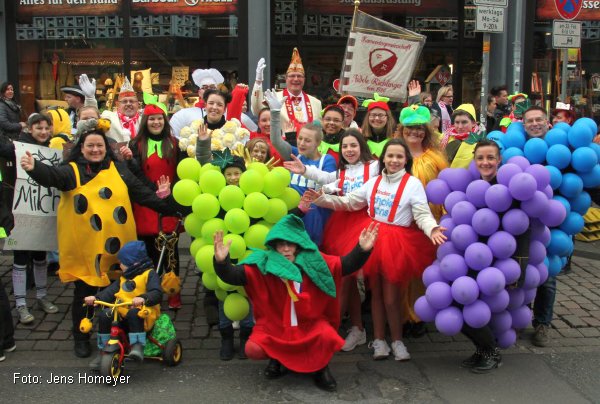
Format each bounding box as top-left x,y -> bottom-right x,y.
475,6 -> 505,33
537,0 -> 599,20
132,0 -> 237,15
17,0 -> 121,18
303,0 -> 457,17
552,20 -> 582,48
473,0 -> 507,6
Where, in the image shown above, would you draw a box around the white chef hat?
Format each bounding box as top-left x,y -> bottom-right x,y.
192,68 -> 224,88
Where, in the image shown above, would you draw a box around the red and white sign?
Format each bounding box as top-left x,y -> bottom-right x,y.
537,0 -> 597,20
369,49 -> 398,77
554,0 -> 584,20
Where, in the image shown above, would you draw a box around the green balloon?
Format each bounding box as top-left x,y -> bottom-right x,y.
192,193 -> 221,220
244,224 -> 270,250
224,208 -> 250,234
247,162 -> 269,176
271,166 -> 292,186
236,286 -> 248,297
241,249 -> 253,260
201,218 -> 228,244
263,198 -> 288,224
199,170 -> 226,196
173,179 -> 201,206
223,233 -> 247,259
215,288 -> 228,301
255,220 -> 274,230
199,163 -> 220,176
218,185 -> 246,211
184,213 -> 205,238
223,293 -> 250,321
263,171 -> 287,198
177,158 -> 201,182
190,238 -> 207,257
195,245 -> 215,273
279,187 -> 300,210
239,169 -> 264,194
202,272 -> 218,290
243,192 -> 269,218
217,277 -> 238,292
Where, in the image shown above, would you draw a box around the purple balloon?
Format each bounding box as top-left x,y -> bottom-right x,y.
497,163 -> 523,186
425,281 -> 453,309
440,254 -> 469,282
481,289 -> 510,313
508,172 -> 538,201
523,288 -> 538,305
539,199 -> 567,228
489,310 -> 512,333
438,168 -> 455,184
528,240 -> 546,265
507,288 -> 525,310
435,306 -> 464,336
451,224 -> 479,251
471,208 -> 500,236
452,201 -> 477,225
523,265 -> 541,289
507,156 -> 531,170
463,300 -> 492,328
445,168 -> 473,192
496,328 -> 517,349
530,218 -> 546,239
525,164 -> 551,191
466,180 -> 491,208
520,191 -> 549,218
468,160 -> 480,180
510,305 -> 532,329
502,208 -> 530,235
426,179 -> 452,205
537,263 -> 549,285
436,240 -> 459,260
423,263 -> 445,287
464,242 -> 494,271
477,267 -> 506,295
494,258 -> 521,284
451,276 -> 480,305
485,184 -> 513,212
414,296 -> 438,322
444,191 -> 467,214
439,217 -> 456,238
542,184 -> 554,199
487,231 -> 517,259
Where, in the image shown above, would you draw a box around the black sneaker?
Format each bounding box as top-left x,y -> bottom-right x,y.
74,340 -> 91,358
314,366 -> 337,392
532,324 -> 549,347
264,359 -> 285,379
460,347 -> 483,368
470,349 -> 502,374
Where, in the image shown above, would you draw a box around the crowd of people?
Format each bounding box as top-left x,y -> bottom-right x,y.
0,46 -> 599,392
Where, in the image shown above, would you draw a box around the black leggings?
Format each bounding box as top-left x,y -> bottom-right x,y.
72,281 -> 98,341
0,277 -> 15,349
13,250 -> 46,265
462,324 -> 497,351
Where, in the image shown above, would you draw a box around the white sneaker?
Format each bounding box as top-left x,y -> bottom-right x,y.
391,340 -> 411,361
232,321 -> 240,330
17,306 -> 34,324
341,326 -> 367,351
368,339 -> 390,360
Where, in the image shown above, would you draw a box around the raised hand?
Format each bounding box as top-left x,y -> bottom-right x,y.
20,150 -> 35,172
79,74 -> 97,98
264,89 -> 283,111
198,123 -> 210,141
256,58 -> 266,82
156,175 -> 171,198
283,120 -> 296,134
430,226 -> 447,246
408,80 -> 421,97
213,230 -> 232,263
358,222 -> 379,251
302,188 -> 322,205
119,145 -> 133,160
282,154 -> 306,174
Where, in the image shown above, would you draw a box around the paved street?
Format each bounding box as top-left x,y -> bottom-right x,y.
1,240 -> 600,403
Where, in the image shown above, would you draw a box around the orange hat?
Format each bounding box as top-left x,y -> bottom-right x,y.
287,48 -> 305,76
337,95 -> 359,116
119,77 -> 136,100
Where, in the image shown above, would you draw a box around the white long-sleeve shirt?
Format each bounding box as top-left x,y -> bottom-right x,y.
304,160 -> 380,195
314,169 -> 439,237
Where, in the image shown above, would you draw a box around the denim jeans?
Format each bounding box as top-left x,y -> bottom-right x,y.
218,299 -> 254,329
533,276 -> 556,326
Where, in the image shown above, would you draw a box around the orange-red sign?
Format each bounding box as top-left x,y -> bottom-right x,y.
537,0 -> 600,20
17,1 -> 122,18
303,0 -> 456,17
132,0 -> 237,15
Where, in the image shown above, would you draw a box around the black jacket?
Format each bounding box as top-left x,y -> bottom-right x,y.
96,269 -> 162,306
0,131 -> 51,161
0,98 -> 23,141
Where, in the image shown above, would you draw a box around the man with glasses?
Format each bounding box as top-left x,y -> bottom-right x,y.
101,77 -> 141,142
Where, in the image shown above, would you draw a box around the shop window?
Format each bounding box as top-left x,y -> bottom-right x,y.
274,0 -> 297,36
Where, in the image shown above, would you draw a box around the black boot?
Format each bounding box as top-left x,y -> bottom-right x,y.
204,291 -> 219,327
470,348 -> 502,374
264,358 -> 285,379
219,326 -> 235,361
74,339 -> 91,358
238,327 -> 252,360
460,346 -> 483,368
314,365 -> 337,392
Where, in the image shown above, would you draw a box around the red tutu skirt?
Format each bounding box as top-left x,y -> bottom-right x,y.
363,222 -> 437,284
321,209 -> 372,256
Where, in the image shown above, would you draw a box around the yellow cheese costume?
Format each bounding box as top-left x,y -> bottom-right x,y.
114,269 -> 160,331
57,162 -> 136,287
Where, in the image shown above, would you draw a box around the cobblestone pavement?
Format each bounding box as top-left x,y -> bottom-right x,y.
1,248 -> 599,362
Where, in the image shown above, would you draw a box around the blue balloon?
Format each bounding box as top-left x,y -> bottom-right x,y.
548,255 -> 562,277
568,121 -> 594,149
546,144 -> 571,170
569,191 -> 591,216
589,142 -> 600,161
523,138 -> 548,164
503,147 -> 525,162
486,131 -> 506,154
558,173 -> 583,198
577,117 -> 598,137
503,130 -> 526,150
571,147 -> 599,173
547,229 -> 572,256
579,165 -> 600,188
553,122 -> 572,133
544,128 -> 569,147
560,212 -> 585,235
546,165 -> 562,190
506,121 -> 525,136
552,195 -> 571,216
